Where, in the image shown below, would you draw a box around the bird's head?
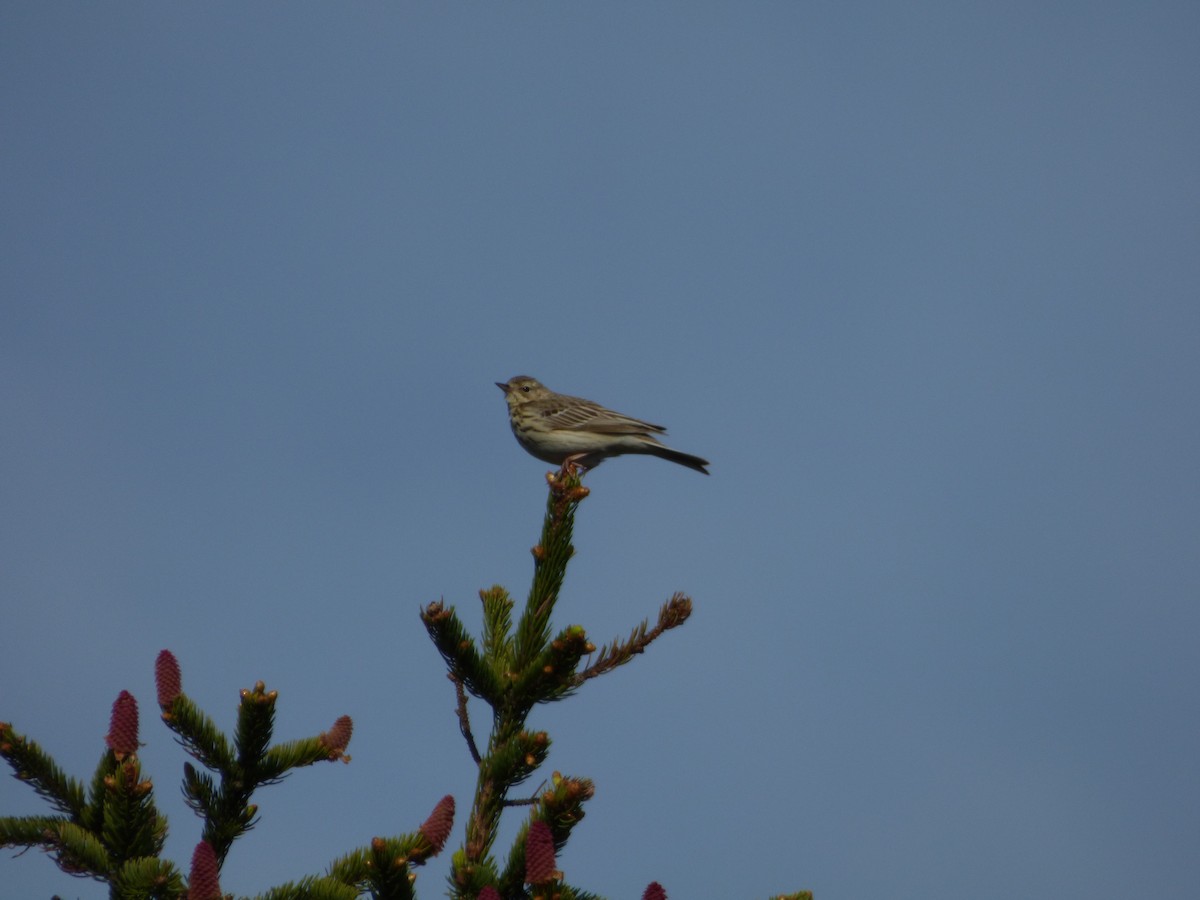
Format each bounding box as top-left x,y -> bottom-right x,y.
496,376 -> 548,406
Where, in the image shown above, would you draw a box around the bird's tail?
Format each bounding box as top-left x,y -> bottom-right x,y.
650,444 -> 710,475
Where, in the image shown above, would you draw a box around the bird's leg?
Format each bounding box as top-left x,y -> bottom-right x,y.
557,454 -> 587,479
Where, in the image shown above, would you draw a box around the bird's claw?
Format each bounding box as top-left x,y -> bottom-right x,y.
548,456 -> 585,483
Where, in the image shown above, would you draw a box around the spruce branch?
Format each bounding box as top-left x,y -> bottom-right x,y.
323,844 -> 372,885
574,593 -> 694,685
160,693 -> 235,772
84,748 -> 117,835
48,819 -> 112,876
258,739 -> 327,781
100,755 -> 164,869
259,717 -> 354,781
189,686 -> 279,864
480,585 -> 515,668
0,814 -> 65,848
538,772 -> 595,841
480,731 -> 550,789
497,773 -> 595,896
364,834 -> 421,900
234,681 -> 278,776
110,854 -> 184,897
421,601 -> 503,704
321,797 -> 454,896
251,875 -> 363,900
0,722 -> 86,819
512,624 -> 594,706
181,762 -> 216,818
512,474 -> 587,672
0,816 -> 114,879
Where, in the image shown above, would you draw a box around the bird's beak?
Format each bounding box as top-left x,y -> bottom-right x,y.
495,381 -> 510,393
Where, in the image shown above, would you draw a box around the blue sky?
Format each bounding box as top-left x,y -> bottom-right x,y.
2,4 -> 1198,898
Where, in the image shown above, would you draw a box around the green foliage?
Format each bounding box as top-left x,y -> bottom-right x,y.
255,876 -> 363,900
421,472 -> 698,899
481,585 -> 516,666
109,855 -> 186,899
497,771 -> 595,898
50,819 -> 112,875
0,726 -> 86,818
2,675 -> 367,896
422,602 -> 502,704
0,814 -> 62,846
99,758 -> 165,867
162,694 -> 235,770
1,473 -> 802,899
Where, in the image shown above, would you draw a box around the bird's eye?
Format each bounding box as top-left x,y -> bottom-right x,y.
521,385 -> 530,393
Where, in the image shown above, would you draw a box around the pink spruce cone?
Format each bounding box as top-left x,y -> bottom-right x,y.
189,840 -> 222,900
477,888 -> 501,900
419,794 -> 455,854
105,691 -> 139,757
155,650 -> 182,708
318,715 -> 354,760
524,819 -> 556,884
643,881 -> 668,900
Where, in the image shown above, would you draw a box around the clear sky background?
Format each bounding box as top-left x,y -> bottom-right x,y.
2,4 -> 1198,899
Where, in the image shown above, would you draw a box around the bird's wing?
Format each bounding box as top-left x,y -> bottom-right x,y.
537,397 -> 667,435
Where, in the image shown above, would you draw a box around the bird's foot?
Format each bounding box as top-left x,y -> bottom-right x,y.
548,455 -> 586,483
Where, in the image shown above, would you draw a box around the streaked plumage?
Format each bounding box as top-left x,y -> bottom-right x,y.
496,376 -> 709,475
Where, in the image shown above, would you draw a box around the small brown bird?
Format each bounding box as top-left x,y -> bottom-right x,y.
496,376 -> 710,475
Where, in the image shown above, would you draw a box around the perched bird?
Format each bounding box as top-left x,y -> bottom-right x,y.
496,376 -> 710,475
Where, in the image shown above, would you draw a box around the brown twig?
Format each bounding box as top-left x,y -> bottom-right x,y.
501,795 -> 540,808
573,593 -> 693,685
449,672 -> 481,765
